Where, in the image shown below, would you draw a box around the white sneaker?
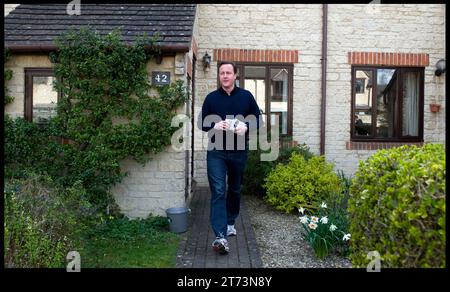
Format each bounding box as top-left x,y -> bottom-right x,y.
227,225 -> 237,236
212,237 -> 229,254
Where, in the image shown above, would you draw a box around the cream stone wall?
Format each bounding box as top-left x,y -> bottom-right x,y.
194,4 -> 324,186
5,54 -> 191,218
325,4 -> 445,175
4,55 -> 53,119
193,4 -> 445,185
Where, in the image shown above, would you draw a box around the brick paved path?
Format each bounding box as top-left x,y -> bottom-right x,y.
176,187 -> 263,268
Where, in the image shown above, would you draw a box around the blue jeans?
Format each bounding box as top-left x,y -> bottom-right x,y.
207,149 -> 248,239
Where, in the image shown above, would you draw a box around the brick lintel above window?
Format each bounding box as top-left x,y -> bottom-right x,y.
346,141 -> 424,151
348,51 -> 429,67
214,48 -> 299,63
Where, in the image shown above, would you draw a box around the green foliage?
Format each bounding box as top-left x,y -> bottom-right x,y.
4,27 -> 188,212
326,170 -> 352,213
4,116 -> 65,179
348,143 -> 446,268
263,153 -> 342,214
299,204 -> 351,259
84,216 -> 170,243
243,142 -> 314,197
80,216 -> 180,268
4,174 -> 96,268
4,49 -> 14,105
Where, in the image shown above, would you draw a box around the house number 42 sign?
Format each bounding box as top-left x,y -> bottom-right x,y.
152,72 -> 171,85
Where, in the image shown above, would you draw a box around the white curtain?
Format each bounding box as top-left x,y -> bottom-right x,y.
402,72 -> 419,136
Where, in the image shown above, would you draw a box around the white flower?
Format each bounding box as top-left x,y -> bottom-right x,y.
343,233 -> 351,241
310,216 -> 319,223
320,216 -> 328,224
298,207 -> 305,214
329,224 -> 337,232
320,202 -> 327,209
299,215 -> 309,224
308,222 -> 318,230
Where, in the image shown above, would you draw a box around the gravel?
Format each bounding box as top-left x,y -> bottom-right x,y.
243,194 -> 352,268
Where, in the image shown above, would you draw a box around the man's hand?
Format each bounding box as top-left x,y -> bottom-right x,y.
234,123 -> 248,136
213,120 -> 230,131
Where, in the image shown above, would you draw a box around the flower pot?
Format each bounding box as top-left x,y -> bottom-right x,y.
430,103 -> 441,113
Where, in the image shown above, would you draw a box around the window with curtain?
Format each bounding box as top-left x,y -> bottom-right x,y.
351,66 -> 423,141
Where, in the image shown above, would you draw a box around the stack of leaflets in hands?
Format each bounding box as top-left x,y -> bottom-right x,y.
225,118 -> 240,131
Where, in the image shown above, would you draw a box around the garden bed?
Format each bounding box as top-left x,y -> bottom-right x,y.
244,194 -> 352,268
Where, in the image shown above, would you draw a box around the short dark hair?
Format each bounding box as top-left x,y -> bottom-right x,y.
218,61 -> 237,74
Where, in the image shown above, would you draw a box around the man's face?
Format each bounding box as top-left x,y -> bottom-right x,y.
219,64 -> 236,89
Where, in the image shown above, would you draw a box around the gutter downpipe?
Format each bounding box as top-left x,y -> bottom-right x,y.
320,4 -> 328,156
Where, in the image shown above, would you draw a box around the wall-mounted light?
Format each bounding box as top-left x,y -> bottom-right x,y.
155,53 -> 163,65
202,51 -> 211,70
435,59 -> 445,76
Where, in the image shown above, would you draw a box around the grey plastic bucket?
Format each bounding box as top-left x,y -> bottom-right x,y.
166,207 -> 190,233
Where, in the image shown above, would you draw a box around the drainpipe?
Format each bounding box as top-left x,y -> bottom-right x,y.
320,4 -> 328,156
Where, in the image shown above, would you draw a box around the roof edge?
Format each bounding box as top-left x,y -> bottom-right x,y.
5,44 -> 190,54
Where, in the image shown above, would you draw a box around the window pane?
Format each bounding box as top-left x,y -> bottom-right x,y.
235,66 -> 240,87
354,70 -> 373,136
376,69 -> 398,138
402,71 -> 420,136
32,76 -> 58,123
244,66 -> 266,123
270,68 -> 288,135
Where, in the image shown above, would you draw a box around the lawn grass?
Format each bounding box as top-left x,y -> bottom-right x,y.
78,216 -> 181,268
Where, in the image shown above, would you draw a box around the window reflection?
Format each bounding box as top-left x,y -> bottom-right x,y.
270,68 -> 288,135
354,70 -> 373,136
244,66 -> 266,124
376,69 -> 398,138
32,76 -> 58,124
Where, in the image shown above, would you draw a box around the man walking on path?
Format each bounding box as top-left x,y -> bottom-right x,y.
198,61 -> 262,254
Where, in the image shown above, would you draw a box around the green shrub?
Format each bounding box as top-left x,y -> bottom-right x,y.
263,153 -> 342,213
4,174 -> 96,268
243,142 -> 314,197
4,116 -> 65,179
348,143 -> 446,268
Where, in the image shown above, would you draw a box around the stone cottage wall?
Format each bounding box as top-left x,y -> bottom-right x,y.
194,4 -> 324,186
326,4 -> 445,175
4,54 -> 191,218
193,4 -> 445,185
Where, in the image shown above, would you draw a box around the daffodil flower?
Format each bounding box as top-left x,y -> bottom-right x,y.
320,202 -> 327,209
298,207 -> 305,214
320,216 -> 328,224
343,233 -> 351,241
299,215 -> 309,224
308,222 -> 318,230
310,216 -> 319,223
329,224 -> 337,232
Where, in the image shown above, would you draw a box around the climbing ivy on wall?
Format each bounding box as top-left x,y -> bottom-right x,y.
4,49 -> 14,105
5,28 -> 188,212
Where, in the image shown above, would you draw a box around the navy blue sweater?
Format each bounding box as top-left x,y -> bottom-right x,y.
198,86 -> 262,151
